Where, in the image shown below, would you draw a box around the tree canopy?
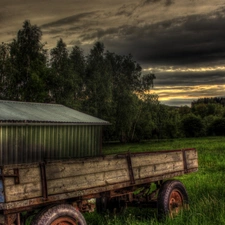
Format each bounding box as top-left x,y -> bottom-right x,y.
1,20 -> 225,142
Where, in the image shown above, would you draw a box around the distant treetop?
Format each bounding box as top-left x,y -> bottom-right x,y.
191,97 -> 225,107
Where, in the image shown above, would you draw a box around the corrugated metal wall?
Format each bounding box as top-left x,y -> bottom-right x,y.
0,125 -> 102,165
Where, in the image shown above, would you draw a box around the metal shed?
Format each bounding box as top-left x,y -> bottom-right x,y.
0,100 -> 110,165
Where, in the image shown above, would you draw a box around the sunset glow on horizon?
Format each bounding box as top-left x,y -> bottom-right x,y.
143,66 -> 225,73
151,84 -> 225,106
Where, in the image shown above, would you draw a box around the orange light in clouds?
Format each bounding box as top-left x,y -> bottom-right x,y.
143,66 -> 225,73
151,84 -> 225,101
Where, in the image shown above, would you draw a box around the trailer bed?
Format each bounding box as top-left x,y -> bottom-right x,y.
0,148 -> 198,212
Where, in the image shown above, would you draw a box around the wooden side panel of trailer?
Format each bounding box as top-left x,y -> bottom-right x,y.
2,149 -> 198,203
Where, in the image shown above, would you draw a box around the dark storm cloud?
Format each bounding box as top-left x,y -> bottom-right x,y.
41,11 -> 100,29
116,4 -> 137,17
143,0 -> 174,7
154,71 -> 225,87
115,0 -> 173,18
96,6 -> 225,68
79,27 -> 119,42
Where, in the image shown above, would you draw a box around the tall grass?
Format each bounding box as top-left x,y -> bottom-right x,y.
84,137 -> 225,225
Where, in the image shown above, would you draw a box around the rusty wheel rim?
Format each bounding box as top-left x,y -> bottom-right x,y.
169,189 -> 183,217
51,217 -> 78,225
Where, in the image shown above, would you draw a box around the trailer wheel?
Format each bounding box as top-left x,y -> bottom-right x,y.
31,204 -> 87,225
157,180 -> 189,219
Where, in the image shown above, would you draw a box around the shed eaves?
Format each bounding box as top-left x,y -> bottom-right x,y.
0,100 -> 110,125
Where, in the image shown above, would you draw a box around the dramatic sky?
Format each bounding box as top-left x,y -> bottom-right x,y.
1,0 -> 225,106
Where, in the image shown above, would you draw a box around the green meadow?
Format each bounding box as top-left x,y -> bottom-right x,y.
84,137 -> 225,225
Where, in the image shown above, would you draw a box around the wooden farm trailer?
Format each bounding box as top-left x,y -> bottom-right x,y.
0,101 -> 198,225
0,148 -> 198,224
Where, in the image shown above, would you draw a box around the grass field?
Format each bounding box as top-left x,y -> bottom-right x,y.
84,136 -> 225,225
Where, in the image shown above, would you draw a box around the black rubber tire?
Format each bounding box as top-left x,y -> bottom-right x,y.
31,204 -> 87,225
157,180 -> 189,219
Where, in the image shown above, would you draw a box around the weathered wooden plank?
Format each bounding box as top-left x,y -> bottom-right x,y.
47,169 -> 130,195
3,164 -> 42,202
4,167 -> 41,186
184,149 -> 198,160
186,158 -> 198,169
4,182 -> 42,202
133,161 -> 184,179
131,151 -> 183,167
45,157 -> 127,180
2,162 -> 39,171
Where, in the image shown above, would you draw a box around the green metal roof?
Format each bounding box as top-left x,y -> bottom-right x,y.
0,100 -> 110,125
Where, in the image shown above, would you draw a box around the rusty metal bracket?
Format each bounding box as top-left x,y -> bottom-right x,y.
116,152 -> 135,185
126,152 -> 135,185
39,162 -> 48,201
182,150 -> 188,173
0,167 -> 20,184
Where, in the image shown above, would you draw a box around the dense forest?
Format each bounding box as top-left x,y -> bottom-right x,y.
1,20 -> 225,142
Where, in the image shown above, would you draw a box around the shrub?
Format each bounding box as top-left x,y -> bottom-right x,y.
181,114 -> 205,137
209,118 -> 225,136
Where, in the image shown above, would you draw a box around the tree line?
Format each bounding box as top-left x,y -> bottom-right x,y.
1,20 -> 225,142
